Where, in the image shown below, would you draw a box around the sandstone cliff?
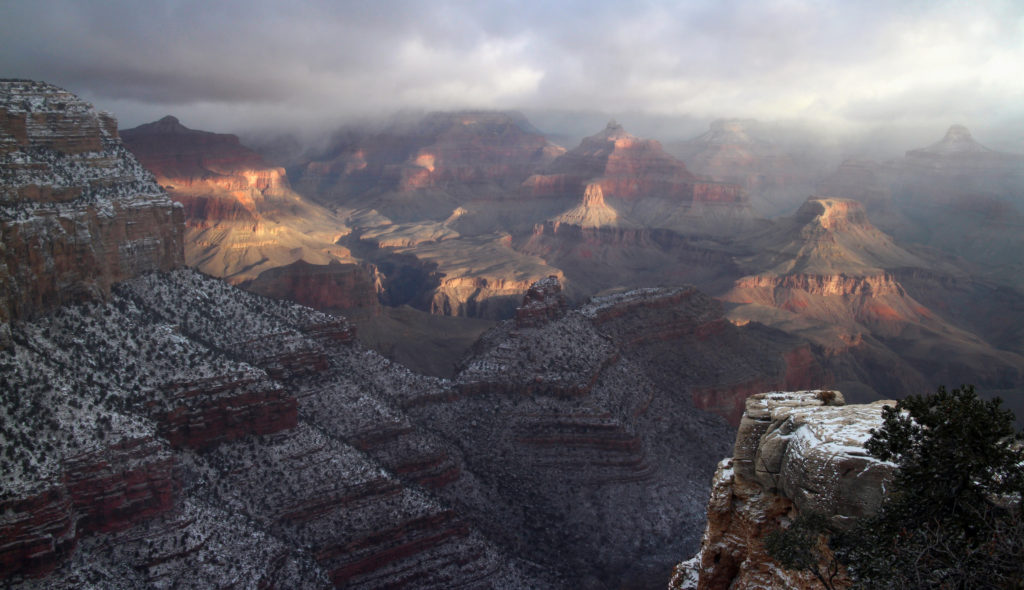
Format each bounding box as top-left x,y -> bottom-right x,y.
0,80 -> 184,327
121,115 -> 353,285
671,390 -> 895,590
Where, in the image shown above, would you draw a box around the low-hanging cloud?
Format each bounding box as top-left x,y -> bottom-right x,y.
1,0 -> 1021,143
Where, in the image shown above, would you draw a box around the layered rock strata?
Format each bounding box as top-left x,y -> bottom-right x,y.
242,259 -> 382,314
672,390 -> 896,590
722,196 -> 1024,400
120,115 -> 353,285
0,79 -> 184,325
3,84 -> 545,588
527,121 -> 752,236
384,280 -> 830,586
3,269 -> 554,588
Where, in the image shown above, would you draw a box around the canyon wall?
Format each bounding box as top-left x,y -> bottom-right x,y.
0,79 -> 184,326
120,115 -> 352,285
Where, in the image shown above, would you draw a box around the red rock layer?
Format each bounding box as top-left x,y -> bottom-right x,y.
120,116 -> 268,182
156,375 -> 297,450
323,511 -> 472,587
2,203 -> 186,321
0,436 -> 178,580
120,115 -> 351,285
64,437 -> 178,534
0,487 -> 76,579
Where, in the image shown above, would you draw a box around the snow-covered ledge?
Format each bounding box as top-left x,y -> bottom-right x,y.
671,390 -> 897,590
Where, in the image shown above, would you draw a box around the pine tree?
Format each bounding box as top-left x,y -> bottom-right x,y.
837,385 -> 1024,589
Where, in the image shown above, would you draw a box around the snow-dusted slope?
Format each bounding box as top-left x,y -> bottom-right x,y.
0,79 -> 184,329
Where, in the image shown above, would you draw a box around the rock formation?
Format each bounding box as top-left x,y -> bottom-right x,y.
550,182 -> 639,229
397,280 -> 831,586
0,79 -> 184,327
721,196 -> 1024,402
528,121 -> 753,236
121,115 -> 353,285
514,275 -> 567,327
671,390 -> 896,590
8,83 -> 1022,588
818,125 -> 1024,289
295,110 -> 565,226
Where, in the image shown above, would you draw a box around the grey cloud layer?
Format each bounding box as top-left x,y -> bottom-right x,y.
2,0 -> 1022,136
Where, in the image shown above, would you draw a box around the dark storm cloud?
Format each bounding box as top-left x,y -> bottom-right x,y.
2,0 -> 1022,140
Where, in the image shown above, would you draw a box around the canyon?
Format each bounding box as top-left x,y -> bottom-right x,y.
3,79 -> 1024,589
1,81 -> 827,589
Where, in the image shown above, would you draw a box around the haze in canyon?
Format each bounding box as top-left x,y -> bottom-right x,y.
2,1 -> 1024,589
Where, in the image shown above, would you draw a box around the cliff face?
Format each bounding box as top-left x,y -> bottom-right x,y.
242,259 -> 382,314
377,279 -> 836,586
0,80 -> 184,325
121,115 -> 353,285
672,390 -> 895,590
7,269 -> 806,589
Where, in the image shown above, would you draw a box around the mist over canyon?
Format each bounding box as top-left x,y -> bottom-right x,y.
2,70 -> 1023,590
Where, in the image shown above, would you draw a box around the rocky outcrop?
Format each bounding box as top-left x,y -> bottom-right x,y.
0,80 -> 184,325
155,374 -> 297,450
550,182 -> 639,229
514,275 -> 567,327
674,390 -> 896,590
0,434 -> 178,580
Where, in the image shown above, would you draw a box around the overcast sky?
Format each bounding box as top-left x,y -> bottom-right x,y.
2,0 -> 1023,147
